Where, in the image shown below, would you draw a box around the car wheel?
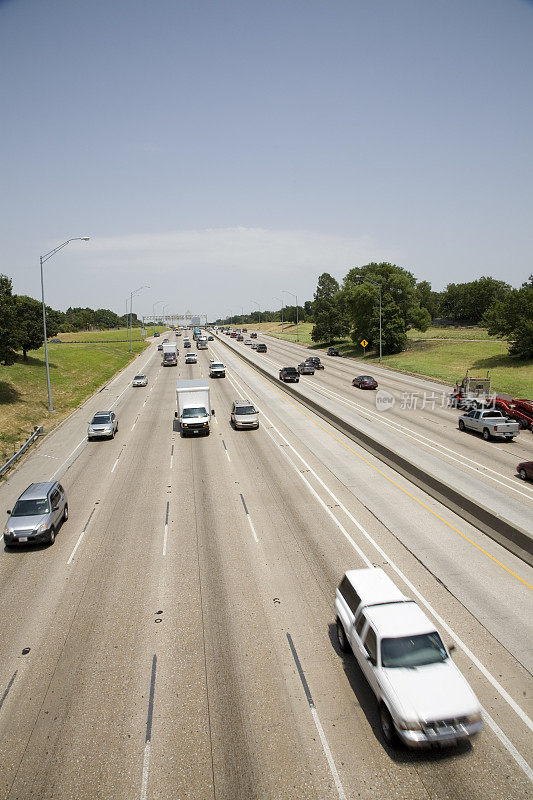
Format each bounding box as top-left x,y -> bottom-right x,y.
48,527 -> 56,545
379,703 -> 398,747
482,428 -> 491,441
458,419 -> 465,431
519,469 -> 528,480
336,618 -> 350,653
116,423 -> 118,432
63,504 -> 69,522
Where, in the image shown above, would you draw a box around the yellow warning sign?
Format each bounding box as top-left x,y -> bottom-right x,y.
360,339 -> 368,348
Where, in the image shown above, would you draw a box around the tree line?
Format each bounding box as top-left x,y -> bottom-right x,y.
0,273 -> 140,365
312,265 -> 533,358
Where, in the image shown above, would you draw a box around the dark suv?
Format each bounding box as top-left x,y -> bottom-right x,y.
305,356 -> 324,370
4,481 -> 68,546
279,367 -> 300,383
256,343 -> 267,353
327,347 -> 340,356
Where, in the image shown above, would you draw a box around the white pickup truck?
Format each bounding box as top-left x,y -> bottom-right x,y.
458,409 -> 520,441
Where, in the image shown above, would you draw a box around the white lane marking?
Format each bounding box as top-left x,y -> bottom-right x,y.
150,387 -> 153,392
311,706 -> 347,799
170,455 -> 173,469
225,370 -> 533,738
49,436 -> 87,481
162,524 -> 168,556
131,422 -> 137,431
140,741 -> 151,800
219,338 -> 533,499
67,530 -> 86,565
111,458 -> 119,473
225,449 -> 231,463
213,415 -> 218,424
143,399 -> 148,407
310,382 -> 533,499
481,706 -> 533,782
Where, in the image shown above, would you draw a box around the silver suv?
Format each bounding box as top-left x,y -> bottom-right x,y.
87,411 -> 118,440
4,481 -> 68,546
231,401 -> 259,429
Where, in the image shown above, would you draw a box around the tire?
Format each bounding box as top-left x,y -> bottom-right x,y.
379,703 -> 398,747
482,428 -> 491,441
48,527 -> 56,546
336,618 -> 350,653
520,469 -> 527,480
63,504 -> 69,522
458,419 -> 465,431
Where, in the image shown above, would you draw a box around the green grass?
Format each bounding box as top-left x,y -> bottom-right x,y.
254,323 -> 532,398
407,326 -> 505,341
58,326 -> 168,342
0,337 -> 150,466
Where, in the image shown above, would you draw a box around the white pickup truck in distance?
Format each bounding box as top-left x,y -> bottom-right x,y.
335,568 -> 483,748
209,361 -> 226,378
458,409 -> 520,441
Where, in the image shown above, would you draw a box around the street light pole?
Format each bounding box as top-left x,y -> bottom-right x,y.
40,237 -> 90,412
273,297 -> 283,327
251,300 -> 261,325
129,285 -> 150,353
283,290 -> 299,341
153,300 -> 164,331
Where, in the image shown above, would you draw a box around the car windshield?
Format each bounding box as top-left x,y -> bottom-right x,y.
381,632 -> 448,668
182,407 -> 206,418
360,376 -> 374,381
134,375 -> 145,380
235,406 -> 256,415
284,368 -> 298,373
211,363 -> 224,369
92,415 -> 110,424
12,498 -> 50,516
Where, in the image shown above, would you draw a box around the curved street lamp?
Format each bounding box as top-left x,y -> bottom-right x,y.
40,237 -> 90,412
129,285 -> 150,352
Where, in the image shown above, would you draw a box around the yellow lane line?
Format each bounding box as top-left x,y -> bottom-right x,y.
233,352 -> 532,590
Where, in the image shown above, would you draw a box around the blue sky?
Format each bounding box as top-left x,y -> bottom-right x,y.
1,0 -> 532,320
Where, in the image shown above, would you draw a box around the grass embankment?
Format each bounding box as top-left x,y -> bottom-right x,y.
58,326 -> 167,342
253,322 -> 532,398
0,327 -> 153,466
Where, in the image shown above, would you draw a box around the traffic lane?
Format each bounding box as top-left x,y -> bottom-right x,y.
0,356 -> 166,704
245,335 -> 533,488
0,354 -> 177,799
157,425 -> 341,800
0,341 -> 160,527
208,346 -> 533,713
215,335 -> 533,522
199,357 -> 533,798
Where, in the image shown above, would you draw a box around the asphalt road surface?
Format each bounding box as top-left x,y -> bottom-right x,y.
0,336 -> 531,800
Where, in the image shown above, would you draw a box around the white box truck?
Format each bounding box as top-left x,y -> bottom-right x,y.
175,380 -> 212,436
162,342 -> 178,366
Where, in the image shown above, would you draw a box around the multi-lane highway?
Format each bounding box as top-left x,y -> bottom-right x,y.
0,335 -> 532,799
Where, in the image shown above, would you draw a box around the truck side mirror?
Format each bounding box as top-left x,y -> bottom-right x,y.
174,411 -> 178,418
211,409 -> 215,416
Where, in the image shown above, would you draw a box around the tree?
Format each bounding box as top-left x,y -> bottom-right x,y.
441,277 -> 511,323
311,273 -> 347,344
483,277 -> 533,359
340,263 -> 430,354
416,280 -> 441,319
0,274 -> 19,365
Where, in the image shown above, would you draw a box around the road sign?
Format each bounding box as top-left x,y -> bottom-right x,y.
360,339 -> 368,348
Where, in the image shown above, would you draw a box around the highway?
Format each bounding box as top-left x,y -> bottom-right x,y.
0,335 -> 532,800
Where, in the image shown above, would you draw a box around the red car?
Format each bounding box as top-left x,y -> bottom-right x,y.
517,461 -> 533,481
352,375 -> 378,389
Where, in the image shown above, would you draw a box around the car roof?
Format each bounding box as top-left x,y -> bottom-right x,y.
94,410 -> 112,415
363,601 -> 436,639
234,400 -> 255,407
19,481 -> 57,500
344,568 -> 409,607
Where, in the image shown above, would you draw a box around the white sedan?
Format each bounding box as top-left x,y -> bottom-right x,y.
132,374 -> 148,387
185,353 -> 197,364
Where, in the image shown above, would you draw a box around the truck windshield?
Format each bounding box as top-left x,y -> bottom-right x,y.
182,407 -> 207,419
381,632 -> 448,668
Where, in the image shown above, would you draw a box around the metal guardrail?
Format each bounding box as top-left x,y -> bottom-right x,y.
0,426 -> 44,479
